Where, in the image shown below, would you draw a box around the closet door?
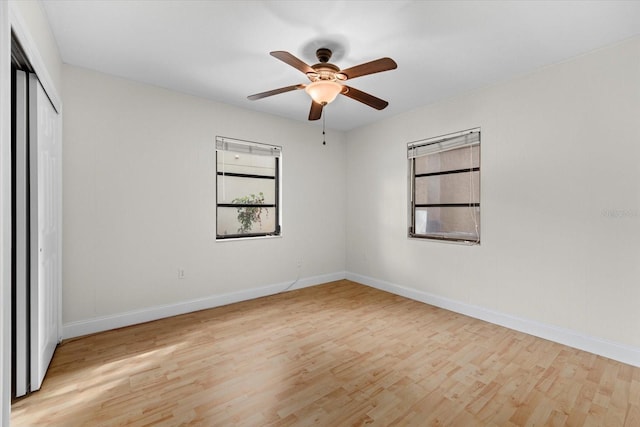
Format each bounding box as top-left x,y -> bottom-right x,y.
29,74 -> 61,391
13,70 -> 29,397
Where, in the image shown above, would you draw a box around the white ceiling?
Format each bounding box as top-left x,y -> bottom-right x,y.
42,0 -> 640,131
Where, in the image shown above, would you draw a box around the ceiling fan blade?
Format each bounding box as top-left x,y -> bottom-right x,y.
341,85 -> 389,110
247,84 -> 305,101
339,57 -> 397,80
270,51 -> 315,75
309,101 -> 323,120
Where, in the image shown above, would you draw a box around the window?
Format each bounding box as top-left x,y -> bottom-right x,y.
216,136 -> 281,239
408,128 -> 480,244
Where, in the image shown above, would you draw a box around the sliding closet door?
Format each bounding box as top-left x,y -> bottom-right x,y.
29,74 -> 61,391
13,70 -> 29,397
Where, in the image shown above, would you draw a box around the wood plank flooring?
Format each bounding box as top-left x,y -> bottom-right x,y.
11,280 -> 640,426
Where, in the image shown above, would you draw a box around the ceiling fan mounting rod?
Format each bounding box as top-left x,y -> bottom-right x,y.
316,48 -> 332,63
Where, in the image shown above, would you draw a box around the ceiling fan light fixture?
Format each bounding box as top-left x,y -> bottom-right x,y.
305,80 -> 342,105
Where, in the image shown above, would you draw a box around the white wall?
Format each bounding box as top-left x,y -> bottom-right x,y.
62,65 -> 346,332
346,37 -> 640,363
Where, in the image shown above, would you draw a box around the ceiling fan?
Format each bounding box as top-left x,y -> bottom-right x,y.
248,48 -> 397,120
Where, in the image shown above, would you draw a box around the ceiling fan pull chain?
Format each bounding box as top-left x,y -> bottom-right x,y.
322,110 -> 326,145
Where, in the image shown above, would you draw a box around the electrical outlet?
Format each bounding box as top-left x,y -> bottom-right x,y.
297,260 -> 302,268
178,269 -> 185,279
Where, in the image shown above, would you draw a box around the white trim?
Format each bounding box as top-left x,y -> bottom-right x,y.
63,271 -> 347,340
346,272 -> 640,368
9,0 -> 62,113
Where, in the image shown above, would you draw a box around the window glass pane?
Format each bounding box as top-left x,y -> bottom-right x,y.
217,152 -> 275,176
217,176 -> 275,204
415,144 -> 479,174
415,171 -> 480,205
217,206 -> 276,236
414,207 -> 480,241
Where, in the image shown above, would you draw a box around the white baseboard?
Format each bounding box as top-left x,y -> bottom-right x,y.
346,272 -> 640,368
62,271 -> 346,340
64,270 -> 640,368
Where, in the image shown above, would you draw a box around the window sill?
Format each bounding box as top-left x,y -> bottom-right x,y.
408,235 -> 480,246
216,234 -> 282,243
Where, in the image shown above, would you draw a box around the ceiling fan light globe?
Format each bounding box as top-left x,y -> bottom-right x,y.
305,81 -> 342,105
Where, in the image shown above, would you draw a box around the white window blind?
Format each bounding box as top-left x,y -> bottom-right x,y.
216,136 -> 281,157
408,129 -> 480,158
408,128 -> 480,244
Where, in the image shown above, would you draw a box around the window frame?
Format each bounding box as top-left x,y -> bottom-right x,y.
407,128 -> 481,245
215,136 -> 282,240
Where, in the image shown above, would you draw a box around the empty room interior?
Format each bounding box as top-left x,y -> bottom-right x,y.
2,1 -> 640,426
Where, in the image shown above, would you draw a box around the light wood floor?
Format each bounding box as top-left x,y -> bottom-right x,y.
11,280 -> 640,426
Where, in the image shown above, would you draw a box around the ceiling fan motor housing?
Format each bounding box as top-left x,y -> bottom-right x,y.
306,48 -> 344,82
307,64 -> 342,82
